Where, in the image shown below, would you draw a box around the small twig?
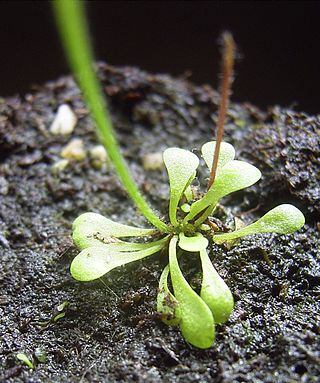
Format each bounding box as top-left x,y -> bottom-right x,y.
239,203 -> 261,216
208,32 -> 236,189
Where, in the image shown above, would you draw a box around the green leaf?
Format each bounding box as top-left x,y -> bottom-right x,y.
71,240 -> 166,281
201,141 -> 235,171
213,204 -> 305,244
185,160 -> 261,223
157,265 -> 181,326
73,212 -> 157,249
16,353 -> 34,369
184,185 -> 193,202
163,148 -> 199,227
168,236 -> 215,349
199,250 -> 234,324
178,232 -> 208,252
180,203 -> 191,213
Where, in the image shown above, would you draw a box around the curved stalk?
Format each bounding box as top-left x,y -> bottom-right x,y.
52,0 -> 169,232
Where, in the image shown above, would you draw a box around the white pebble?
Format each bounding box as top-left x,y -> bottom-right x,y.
52,159 -> 69,173
50,104 -> 77,135
90,145 -> 108,162
142,152 -> 164,171
61,139 -> 86,161
89,145 -> 109,169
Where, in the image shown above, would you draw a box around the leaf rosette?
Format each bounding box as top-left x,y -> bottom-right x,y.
71,141 -> 305,348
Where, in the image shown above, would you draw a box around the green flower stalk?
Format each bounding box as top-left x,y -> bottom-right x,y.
52,0 -> 168,233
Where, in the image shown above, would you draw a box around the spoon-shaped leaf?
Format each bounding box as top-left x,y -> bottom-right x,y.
199,249 -> 234,324
213,204 -> 305,244
178,232 -> 208,252
163,148 -> 199,227
71,240 -> 165,281
157,265 -> 181,326
73,212 -> 157,249
168,236 -> 215,349
201,141 -> 235,171
185,160 -> 261,223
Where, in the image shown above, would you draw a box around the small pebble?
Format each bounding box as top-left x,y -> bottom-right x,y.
61,139 -> 86,161
0,176 -> 9,195
142,152 -> 164,171
234,217 -> 245,230
50,104 -> 77,136
89,145 -> 109,169
52,159 -> 69,173
34,348 -> 46,364
0,233 -> 10,248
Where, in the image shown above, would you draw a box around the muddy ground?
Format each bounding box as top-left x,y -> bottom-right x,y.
0,63 -> 319,382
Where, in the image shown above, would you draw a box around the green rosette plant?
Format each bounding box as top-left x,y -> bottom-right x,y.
71,141 -> 305,349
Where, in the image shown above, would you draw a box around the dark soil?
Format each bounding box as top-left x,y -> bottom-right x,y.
0,63 -> 319,383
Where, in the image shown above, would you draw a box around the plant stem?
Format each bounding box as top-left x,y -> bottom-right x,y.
194,205 -> 214,227
207,32 -> 235,190
52,0 -> 169,232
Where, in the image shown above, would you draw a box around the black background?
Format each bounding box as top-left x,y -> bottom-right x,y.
1,1 -> 319,113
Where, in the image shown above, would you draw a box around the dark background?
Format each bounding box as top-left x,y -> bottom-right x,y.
1,1 -> 319,113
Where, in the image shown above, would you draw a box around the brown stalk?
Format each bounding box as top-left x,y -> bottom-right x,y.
207,32 -> 235,190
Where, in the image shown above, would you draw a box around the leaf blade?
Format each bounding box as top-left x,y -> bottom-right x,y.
163,148 -> 199,226
73,212 -> 157,249
213,204 -> 305,244
185,160 -> 261,223
178,232 -> 208,252
71,241 -> 165,281
201,141 -> 235,171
